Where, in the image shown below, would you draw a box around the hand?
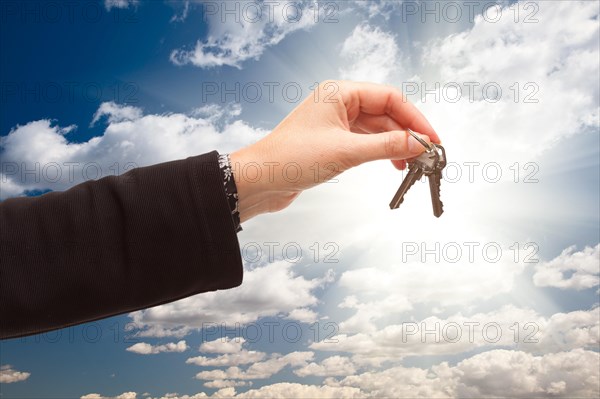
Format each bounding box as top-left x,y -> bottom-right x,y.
230,80 -> 440,223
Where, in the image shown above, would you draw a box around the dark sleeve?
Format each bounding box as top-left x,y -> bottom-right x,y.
0,151 -> 243,339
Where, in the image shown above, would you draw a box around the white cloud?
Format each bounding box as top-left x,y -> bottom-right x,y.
81,393 -> 137,399
91,386 -> 362,399
327,362 -> 454,399
125,340 -> 188,355
203,380 -> 250,389
186,337 -> 267,367
419,1 -> 599,165
326,349 -> 600,398
536,308 -> 600,353
130,260 -> 326,337
286,308 -> 318,324
311,306 -> 599,358
187,351 -> 265,367
231,383 -> 364,398
170,1 -> 317,69
337,294 -> 413,334
148,394 -> 211,399
191,103 -> 242,125
84,349 -> 600,398
195,351 -> 314,380
104,0 -> 138,11
0,365 -> 31,383
188,340 -> 355,387
294,355 -> 357,377
453,349 -> 600,398
0,102 -> 265,200
534,244 -> 600,290
91,101 -> 143,125
339,24 -> 402,83
334,244 -> 529,333
199,336 -> 247,354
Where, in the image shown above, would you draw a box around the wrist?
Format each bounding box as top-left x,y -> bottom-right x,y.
229,148 -> 298,223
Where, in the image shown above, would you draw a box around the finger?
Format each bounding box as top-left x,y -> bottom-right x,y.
349,124 -> 370,134
350,113 -> 403,134
339,80 -> 440,143
391,159 -> 406,170
348,129 -> 432,165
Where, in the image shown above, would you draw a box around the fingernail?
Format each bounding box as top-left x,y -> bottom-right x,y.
408,133 -> 431,153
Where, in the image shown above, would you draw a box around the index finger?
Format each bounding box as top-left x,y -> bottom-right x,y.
338,80 -> 441,144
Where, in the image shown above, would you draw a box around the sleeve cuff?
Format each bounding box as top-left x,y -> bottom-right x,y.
217,152 -> 242,232
187,151 -> 243,290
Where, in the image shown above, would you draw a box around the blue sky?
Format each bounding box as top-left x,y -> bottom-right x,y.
1,1 -> 599,398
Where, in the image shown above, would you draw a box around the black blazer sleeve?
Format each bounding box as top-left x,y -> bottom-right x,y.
0,151 -> 243,339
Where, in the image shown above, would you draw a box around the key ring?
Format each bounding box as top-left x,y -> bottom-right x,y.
407,128 -> 432,151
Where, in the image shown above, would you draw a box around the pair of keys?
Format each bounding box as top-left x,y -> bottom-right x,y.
389,129 -> 447,217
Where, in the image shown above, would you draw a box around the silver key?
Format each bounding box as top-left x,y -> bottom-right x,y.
428,146 -> 446,217
389,130 -> 447,217
389,162 -> 423,209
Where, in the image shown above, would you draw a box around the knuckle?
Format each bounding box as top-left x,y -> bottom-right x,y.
384,133 -> 405,158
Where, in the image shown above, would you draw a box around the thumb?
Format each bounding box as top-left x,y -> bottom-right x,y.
350,130 -> 432,165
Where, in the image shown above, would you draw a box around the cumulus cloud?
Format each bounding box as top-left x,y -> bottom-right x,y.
84,386 -> 362,399
194,351 -> 314,380
187,351 -> 266,367
0,101 -> 264,200
418,1 -> 599,165
130,260 -> 326,337
534,244 -> 600,290
334,245 -> 529,333
199,336 -> 247,354
186,337 -> 267,368
80,349 -> 600,398
340,24 -> 403,83
325,349 -> 600,398
203,380 -> 250,389
453,349 -> 600,398
125,340 -> 188,355
91,102 -> 143,125
286,308 -> 318,324
536,308 -> 600,353
0,364 -> 31,383
311,306 -> 599,358
326,362 -> 454,398
81,393 -> 137,399
188,339 -> 357,386
294,355 -> 357,377
170,1 -> 317,69
231,383 -> 364,398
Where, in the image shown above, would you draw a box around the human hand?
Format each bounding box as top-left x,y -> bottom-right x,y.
230,80 -> 440,222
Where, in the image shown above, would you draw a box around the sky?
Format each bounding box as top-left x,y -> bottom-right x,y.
0,0 -> 599,398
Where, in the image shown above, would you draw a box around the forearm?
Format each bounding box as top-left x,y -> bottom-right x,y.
0,151 -> 243,339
